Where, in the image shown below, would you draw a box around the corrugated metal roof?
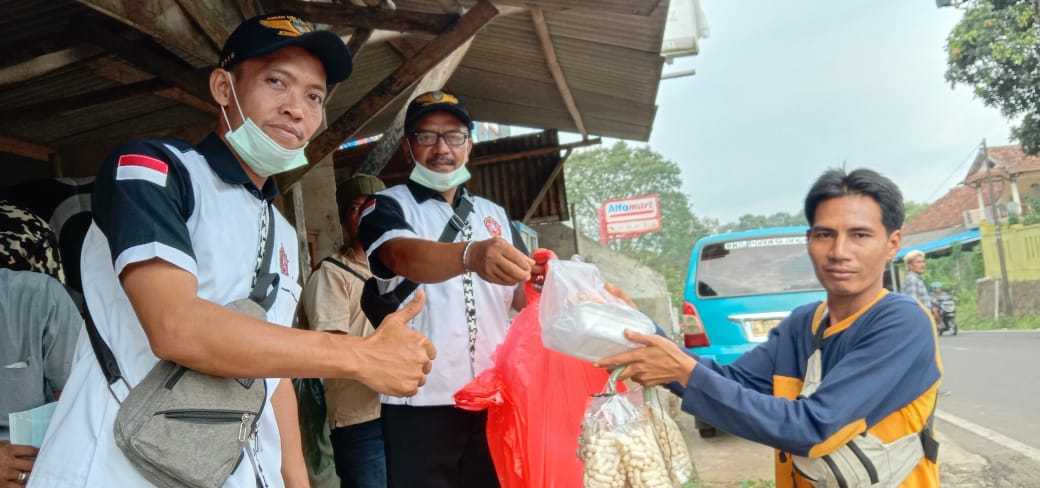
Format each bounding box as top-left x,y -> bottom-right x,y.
0,0 -> 670,163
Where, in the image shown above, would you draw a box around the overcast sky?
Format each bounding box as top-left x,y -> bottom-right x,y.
644,0 -> 1016,223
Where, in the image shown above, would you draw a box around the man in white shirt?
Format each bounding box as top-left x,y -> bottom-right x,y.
358,91 -> 534,487
30,14 -> 435,488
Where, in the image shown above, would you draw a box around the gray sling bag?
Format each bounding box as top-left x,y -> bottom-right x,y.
83,203 -> 280,488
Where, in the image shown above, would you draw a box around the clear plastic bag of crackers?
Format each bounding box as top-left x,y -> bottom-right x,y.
540,258 -> 657,363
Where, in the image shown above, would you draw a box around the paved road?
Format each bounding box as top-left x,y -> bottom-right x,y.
937,330 -> 1040,450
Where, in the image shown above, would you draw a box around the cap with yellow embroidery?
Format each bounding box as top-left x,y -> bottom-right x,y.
405,90 -> 474,133
219,13 -> 352,84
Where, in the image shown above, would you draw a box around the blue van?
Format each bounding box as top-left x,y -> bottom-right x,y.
680,226 -> 826,365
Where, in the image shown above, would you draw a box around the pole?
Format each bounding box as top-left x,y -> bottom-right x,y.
570,203 -> 581,258
982,139 -> 1014,317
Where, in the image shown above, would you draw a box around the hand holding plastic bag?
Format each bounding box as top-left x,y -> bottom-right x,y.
455,250 -> 619,488
540,259 -> 657,362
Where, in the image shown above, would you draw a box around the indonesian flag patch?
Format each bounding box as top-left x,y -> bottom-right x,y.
116,154 -> 168,187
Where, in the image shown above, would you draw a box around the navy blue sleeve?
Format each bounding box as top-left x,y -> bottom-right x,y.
674,298 -> 939,457
356,194 -> 416,280
92,140 -> 196,276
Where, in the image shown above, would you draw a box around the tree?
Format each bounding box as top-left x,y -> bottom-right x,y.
714,211 -> 806,233
946,0 -> 1040,153
564,141 -> 713,304
904,200 -> 930,225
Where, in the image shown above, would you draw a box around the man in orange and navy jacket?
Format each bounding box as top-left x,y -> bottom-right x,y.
599,168 -> 942,487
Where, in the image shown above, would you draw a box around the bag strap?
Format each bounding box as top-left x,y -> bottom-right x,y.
83,312 -> 130,403
86,203 -> 280,403
248,204 -> 280,312
373,195 -> 476,314
321,257 -> 367,282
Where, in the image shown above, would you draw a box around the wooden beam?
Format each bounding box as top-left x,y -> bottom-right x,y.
1,78 -> 173,123
0,46 -> 103,87
0,136 -> 55,162
523,148 -> 571,223
346,28 -> 374,60
275,0 -> 458,34
530,7 -> 587,137
432,0 -> 465,14
237,0 -> 258,18
172,0 -> 236,50
470,137 -> 598,168
493,0 -> 659,16
86,56 -> 218,115
75,18 -> 214,106
76,0 -> 220,63
277,0 -> 498,188
370,137 -> 601,180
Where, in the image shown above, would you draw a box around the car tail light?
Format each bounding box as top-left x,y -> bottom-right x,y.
681,301 -> 710,348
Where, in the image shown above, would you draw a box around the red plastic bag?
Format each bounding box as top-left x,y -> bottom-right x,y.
455,250 -> 620,488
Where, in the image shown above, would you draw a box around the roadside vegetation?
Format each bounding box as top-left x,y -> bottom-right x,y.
922,244 -> 1040,331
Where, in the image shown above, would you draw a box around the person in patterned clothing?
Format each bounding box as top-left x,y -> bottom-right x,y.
0,200 -> 65,284
902,250 -> 931,309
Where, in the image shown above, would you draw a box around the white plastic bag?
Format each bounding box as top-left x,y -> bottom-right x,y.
540,259 -> 656,362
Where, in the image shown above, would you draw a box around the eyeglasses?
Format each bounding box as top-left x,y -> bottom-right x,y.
412,130 -> 470,147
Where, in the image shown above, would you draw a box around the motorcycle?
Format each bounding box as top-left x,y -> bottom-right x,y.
930,282 -> 957,336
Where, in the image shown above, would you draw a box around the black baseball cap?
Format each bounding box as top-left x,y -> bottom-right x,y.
219,13 -> 352,85
405,90 -> 474,133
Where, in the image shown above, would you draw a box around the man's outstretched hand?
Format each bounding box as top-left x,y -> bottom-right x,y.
595,329 -> 697,388
466,237 -> 535,286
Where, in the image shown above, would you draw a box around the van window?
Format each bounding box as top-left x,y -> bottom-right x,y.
696,236 -> 821,298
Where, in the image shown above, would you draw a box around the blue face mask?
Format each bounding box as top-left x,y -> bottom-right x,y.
220,73 -> 309,178
406,141 -> 471,192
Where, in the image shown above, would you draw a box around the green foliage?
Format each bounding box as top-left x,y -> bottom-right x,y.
564,141 -> 714,305
946,0 -> 1040,153
739,480 -> 776,488
904,200 -> 930,225
714,211 -> 805,233
1023,195 -> 1040,225
922,245 -> 1040,330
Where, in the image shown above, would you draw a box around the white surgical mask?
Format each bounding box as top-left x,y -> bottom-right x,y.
220,73 -> 309,177
406,141 -> 471,192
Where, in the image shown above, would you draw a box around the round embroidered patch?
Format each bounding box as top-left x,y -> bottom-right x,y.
484,216 -> 502,237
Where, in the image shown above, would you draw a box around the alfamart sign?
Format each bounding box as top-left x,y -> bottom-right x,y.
598,194 -> 662,243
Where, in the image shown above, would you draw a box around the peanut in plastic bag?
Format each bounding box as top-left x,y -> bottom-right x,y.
540,259 -> 657,362
578,371 -> 695,488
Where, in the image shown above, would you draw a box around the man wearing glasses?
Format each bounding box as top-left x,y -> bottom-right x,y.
357,91 -> 534,487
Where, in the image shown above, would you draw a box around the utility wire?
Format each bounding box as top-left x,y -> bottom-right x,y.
925,142 -> 983,202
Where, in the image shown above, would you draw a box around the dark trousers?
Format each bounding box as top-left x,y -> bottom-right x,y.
381,404 -> 499,488
330,418 -> 388,488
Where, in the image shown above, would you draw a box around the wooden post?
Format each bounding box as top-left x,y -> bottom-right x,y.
523,148 -> 572,223
288,182 -> 313,281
